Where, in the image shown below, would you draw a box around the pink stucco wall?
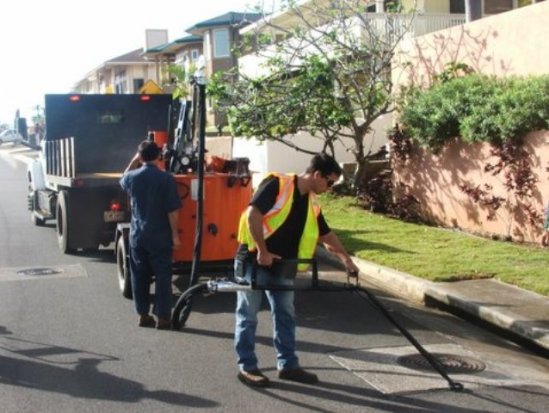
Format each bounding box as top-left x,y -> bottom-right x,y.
390,3 -> 549,242
392,131 -> 549,242
393,2 -> 549,86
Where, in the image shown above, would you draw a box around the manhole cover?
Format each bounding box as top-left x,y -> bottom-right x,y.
397,353 -> 486,374
17,268 -> 63,277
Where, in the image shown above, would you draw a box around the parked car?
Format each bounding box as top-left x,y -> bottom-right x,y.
0,129 -> 23,145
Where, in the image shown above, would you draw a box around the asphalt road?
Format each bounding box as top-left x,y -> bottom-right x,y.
1,145 -> 549,413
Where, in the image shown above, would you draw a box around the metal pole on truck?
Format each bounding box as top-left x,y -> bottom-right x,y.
172,64 -> 207,327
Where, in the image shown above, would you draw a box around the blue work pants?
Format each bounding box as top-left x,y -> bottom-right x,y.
234,260 -> 298,372
129,244 -> 173,319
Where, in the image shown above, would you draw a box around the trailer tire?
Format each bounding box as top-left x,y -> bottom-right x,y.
172,283 -> 209,330
116,236 -> 133,299
56,190 -> 73,253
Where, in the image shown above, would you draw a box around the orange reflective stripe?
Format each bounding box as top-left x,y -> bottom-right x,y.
237,172 -> 321,269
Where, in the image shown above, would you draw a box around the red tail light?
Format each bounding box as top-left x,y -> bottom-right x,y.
140,95 -> 151,102
110,201 -> 122,211
69,95 -> 81,102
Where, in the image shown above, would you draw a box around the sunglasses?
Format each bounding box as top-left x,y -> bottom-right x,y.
322,175 -> 335,188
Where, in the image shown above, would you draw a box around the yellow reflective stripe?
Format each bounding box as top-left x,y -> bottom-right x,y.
296,193 -> 321,270
237,172 -> 321,268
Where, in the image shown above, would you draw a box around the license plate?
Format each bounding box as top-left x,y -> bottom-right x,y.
104,211 -> 126,222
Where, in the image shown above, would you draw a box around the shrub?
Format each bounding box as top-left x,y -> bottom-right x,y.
399,74 -> 549,148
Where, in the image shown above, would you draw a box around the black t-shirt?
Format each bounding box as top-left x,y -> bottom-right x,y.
236,175 -> 330,260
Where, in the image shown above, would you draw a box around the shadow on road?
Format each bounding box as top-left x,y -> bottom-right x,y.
0,327 -> 217,408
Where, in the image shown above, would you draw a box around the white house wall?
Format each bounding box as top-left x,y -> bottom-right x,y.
232,113 -> 390,178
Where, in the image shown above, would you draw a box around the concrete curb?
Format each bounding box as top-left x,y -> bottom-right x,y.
315,246 -> 432,304
425,282 -> 549,351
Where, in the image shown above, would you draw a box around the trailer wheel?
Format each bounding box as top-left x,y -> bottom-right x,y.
172,283 -> 209,330
56,190 -> 73,253
116,236 -> 133,299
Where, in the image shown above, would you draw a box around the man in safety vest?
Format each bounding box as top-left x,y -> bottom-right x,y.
234,153 -> 360,387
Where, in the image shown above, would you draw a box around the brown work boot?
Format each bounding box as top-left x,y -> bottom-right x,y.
237,369 -> 270,387
138,314 -> 156,328
156,317 -> 172,330
278,367 -> 319,384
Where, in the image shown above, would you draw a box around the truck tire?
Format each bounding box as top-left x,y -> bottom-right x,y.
56,190 -> 73,253
116,236 -> 133,299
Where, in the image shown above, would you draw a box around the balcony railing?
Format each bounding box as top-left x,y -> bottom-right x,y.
238,12 -> 467,74
359,12 -> 466,40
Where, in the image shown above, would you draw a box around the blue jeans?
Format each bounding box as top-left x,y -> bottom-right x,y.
234,259 -> 299,372
130,243 -> 173,319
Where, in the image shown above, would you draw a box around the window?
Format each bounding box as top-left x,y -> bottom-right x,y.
518,0 -> 546,6
115,70 -> 127,94
191,49 -> 199,60
484,0 -> 514,14
213,28 -> 230,58
133,78 -> 144,93
450,0 -> 465,13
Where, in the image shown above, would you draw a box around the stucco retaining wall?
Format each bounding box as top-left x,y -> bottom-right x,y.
392,131 -> 549,243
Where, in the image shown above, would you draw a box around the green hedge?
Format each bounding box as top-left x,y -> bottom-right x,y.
399,74 -> 549,150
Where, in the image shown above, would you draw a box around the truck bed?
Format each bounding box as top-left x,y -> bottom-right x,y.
45,172 -> 123,188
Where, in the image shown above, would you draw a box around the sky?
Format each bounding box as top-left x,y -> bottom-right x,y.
0,0 -> 278,127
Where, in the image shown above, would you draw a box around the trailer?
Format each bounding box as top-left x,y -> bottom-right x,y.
114,89 -> 253,298
27,93 -> 176,253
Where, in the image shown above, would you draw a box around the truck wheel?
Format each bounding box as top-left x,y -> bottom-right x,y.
31,212 -> 46,226
56,190 -> 73,253
116,236 -> 133,299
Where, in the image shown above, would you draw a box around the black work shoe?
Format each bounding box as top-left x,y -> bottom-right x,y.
138,314 -> 156,328
238,369 -> 270,387
278,367 -> 319,384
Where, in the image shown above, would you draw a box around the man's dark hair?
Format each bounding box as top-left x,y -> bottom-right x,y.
138,140 -> 160,162
306,153 -> 342,176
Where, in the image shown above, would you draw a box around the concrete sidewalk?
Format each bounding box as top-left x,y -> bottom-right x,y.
316,247 -> 549,351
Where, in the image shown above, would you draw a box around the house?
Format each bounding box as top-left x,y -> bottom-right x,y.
232,0 -> 541,176
185,11 -> 263,127
73,48 -> 159,94
141,34 -> 204,94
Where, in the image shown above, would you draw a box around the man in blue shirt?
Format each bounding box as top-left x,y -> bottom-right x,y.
120,140 -> 182,329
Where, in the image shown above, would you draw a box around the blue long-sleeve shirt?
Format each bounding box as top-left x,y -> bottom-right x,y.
120,163 -> 182,249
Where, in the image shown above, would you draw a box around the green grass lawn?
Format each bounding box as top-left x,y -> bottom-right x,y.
320,194 -> 549,296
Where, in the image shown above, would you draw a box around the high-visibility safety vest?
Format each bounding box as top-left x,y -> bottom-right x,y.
238,173 -> 321,271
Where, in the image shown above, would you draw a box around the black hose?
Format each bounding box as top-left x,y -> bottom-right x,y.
188,82 -> 206,288
353,284 -> 464,392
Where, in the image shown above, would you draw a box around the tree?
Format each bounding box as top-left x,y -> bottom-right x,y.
162,63 -> 196,100
209,0 -> 416,189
